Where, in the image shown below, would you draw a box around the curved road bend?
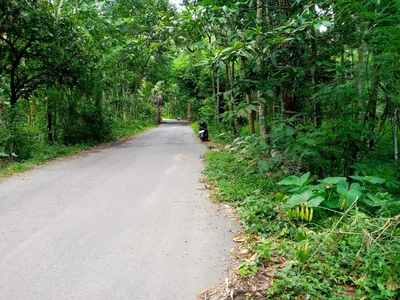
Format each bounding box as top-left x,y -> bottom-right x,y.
0,119 -> 233,300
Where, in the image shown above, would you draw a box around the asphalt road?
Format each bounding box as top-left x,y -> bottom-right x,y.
0,119 -> 233,300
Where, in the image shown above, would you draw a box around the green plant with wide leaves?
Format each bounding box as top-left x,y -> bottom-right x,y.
278,172 -> 400,221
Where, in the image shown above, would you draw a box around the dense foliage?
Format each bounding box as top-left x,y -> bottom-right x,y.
0,0 -> 175,165
169,0 -> 400,178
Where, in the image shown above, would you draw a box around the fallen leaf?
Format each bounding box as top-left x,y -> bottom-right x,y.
249,253 -> 257,261
233,236 -> 246,242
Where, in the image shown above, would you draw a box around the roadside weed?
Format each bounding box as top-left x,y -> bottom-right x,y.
204,148 -> 400,299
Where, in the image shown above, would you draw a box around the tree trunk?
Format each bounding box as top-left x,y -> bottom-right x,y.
47,99 -> 53,143
350,50 -> 354,79
187,103 -> 192,121
357,26 -> 368,110
311,26 -> 321,128
378,101 -> 390,134
367,62 -> 380,148
57,0 -> 64,14
10,67 -> 18,107
257,0 -> 267,136
231,59 -> 239,135
212,68 -> 218,124
225,61 -> 230,113
340,35 -> 346,82
128,94 -> 133,122
393,107 -> 398,162
241,57 -> 255,134
216,75 -> 220,124
122,82 -> 127,125
279,0 -> 294,118
157,94 -> 163,124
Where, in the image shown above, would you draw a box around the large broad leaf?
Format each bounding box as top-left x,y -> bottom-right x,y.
288,187 -> 302,192
337,180 -> 362,207
277,172 -> 310,187
300,172 -> 311,184
318,177 -> 346,185
337,180 -> 349,194
307,196 -> 325,208
320,200 -> 341,209
361,194 -> 381,207
286,190 -> 313,208
277,175 -> 302,186
367,177 -> 386,184
286,189 -> 325,208
349,175 -> 386,185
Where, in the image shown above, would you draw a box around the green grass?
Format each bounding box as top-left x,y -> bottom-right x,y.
204,151 -> 276,203
190,121 -> 199,132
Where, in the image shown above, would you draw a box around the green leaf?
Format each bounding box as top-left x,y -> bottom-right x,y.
350,183 -> 362,192
337,180 -> 349,194
349,175 -> 386,184
319,177 -> 346,185
362,193 -> 381,207
218,17 -> 227,24
233,41 -> 244,49
321,200 -> 341,209
348,175 -> 362,181
300,172 -> 310,184
337,180 -> 362,207
288,187 -> 302,192
221,46 -> 233,53
286,195 -> 306,208
277,175 -> 302,186
286,190 -> 313,208
314,23 -> 322,30
306,196 -> 325,208
322,20 -> 331,27
306,184 -> 324,191
366,193 -> 380,203
277,172 -> 310,187
366,176 -> 386,184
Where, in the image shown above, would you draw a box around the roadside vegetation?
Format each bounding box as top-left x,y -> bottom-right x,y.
201,140 -> 399,299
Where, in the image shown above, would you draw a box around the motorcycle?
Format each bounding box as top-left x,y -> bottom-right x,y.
198,121 -> 209,141
177,116 -> 180,121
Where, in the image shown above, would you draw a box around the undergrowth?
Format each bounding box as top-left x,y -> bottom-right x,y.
203,141 -> 400,299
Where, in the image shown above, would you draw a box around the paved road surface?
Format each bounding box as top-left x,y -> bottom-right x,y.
0,120 -> 233,300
